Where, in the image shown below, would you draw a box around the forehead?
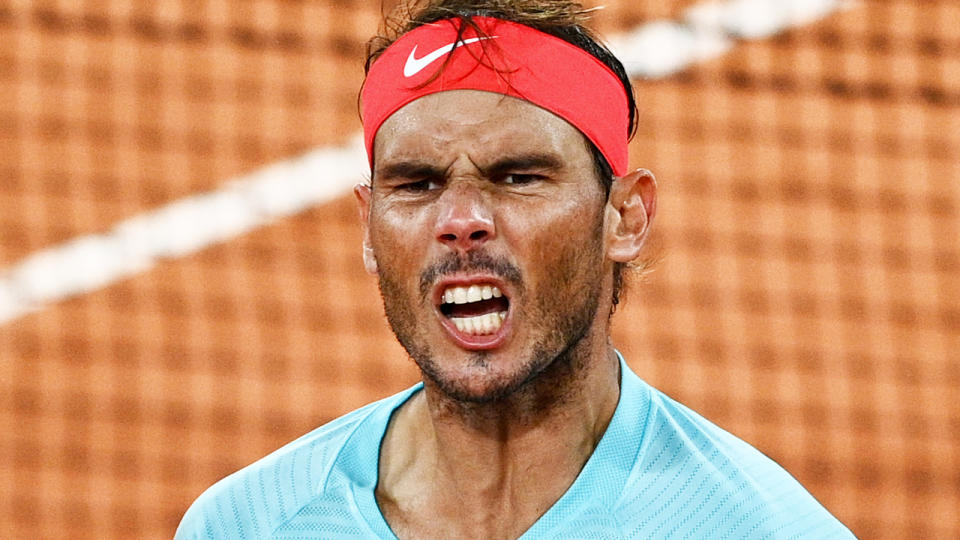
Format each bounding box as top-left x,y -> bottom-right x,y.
373,90 -> 593,169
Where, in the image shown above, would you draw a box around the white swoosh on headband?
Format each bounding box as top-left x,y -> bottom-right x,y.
403,36 -> 497,78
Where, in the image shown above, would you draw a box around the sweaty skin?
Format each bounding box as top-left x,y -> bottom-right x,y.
354,90 -> 656,539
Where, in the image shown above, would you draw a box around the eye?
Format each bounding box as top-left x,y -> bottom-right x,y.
500,173 -> 542,185
400,178 -> 443,191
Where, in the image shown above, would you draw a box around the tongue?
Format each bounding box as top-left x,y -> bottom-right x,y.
444,297 -> 508,318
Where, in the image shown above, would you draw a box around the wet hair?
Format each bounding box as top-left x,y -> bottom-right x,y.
363,0 -> 641,309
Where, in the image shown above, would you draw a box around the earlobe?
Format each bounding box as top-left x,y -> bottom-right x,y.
354,184 -> 379,275
362,245 -> 378,275
606,168 -> 657,263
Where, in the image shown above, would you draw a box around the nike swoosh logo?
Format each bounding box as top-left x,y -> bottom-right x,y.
403,36 -> 497,78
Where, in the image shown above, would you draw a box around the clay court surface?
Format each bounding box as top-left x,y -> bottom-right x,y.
1,0 -> 958,538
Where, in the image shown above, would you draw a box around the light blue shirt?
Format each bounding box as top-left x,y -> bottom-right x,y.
176,356 -> 854,538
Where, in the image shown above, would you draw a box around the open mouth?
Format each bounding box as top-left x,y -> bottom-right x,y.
438,283 -> 510,338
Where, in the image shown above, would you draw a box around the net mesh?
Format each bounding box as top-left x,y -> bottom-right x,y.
1,1 -> 958,538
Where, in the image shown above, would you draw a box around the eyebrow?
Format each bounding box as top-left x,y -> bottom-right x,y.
480,153 -> 564,177
374,152 -> 564,184
375,161 -> 446,182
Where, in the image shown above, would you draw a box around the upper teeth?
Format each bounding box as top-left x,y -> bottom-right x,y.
443,284 -> 502,304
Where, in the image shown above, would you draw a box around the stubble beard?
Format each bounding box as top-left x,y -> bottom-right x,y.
375,213 -> 607,407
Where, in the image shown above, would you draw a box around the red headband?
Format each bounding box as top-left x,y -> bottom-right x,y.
361,16 -> 630,177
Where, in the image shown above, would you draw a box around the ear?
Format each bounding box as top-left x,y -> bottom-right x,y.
605,168 -> 657,262
353,183 -> 379,275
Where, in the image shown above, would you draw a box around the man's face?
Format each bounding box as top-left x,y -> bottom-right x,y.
357,90 -> 613,403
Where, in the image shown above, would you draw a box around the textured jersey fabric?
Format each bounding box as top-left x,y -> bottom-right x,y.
176,356 -> 854,539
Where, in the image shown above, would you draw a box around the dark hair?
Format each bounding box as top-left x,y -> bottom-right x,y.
363,0 -> 640,309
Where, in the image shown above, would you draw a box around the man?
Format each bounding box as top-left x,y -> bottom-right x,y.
177,1 -> 854,538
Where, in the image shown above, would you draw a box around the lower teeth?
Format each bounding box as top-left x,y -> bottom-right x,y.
451,311 -> 507,335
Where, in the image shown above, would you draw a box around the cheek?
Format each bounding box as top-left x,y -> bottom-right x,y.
368,205 -> 430,270
508,197 -> 606,281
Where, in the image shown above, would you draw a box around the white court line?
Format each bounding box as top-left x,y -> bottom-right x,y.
0,0 -> 851,325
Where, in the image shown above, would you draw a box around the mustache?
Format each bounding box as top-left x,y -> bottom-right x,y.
419,251 -> 523,299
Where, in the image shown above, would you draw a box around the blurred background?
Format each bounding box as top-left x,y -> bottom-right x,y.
1,0 -> 957,538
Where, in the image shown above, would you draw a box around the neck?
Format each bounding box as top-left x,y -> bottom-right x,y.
376,326 -> 621,539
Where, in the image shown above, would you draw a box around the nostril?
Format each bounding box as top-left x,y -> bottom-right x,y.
468,230 -> 488,241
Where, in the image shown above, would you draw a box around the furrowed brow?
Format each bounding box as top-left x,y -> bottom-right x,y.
480,153 -> 564,177
375,161 -> 446,182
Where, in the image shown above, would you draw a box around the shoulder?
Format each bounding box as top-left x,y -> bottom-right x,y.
615,379 -> 854,538
174,390 -> 413,540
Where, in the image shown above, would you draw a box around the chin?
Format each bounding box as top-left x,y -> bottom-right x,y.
417,351 -> 543,404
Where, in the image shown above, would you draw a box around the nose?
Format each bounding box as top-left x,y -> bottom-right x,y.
434,184 -> 496,253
